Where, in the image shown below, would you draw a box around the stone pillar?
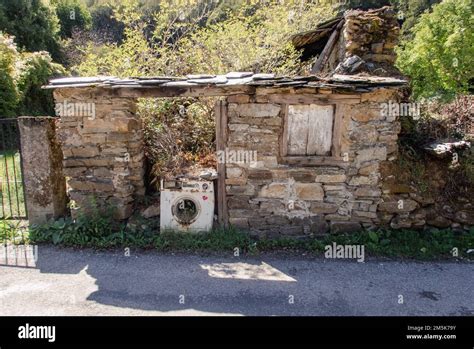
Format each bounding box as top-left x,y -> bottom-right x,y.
53,88 -> 144,220
18,116 -> 68,225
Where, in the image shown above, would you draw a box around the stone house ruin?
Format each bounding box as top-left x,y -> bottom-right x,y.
26,7 -> 469,235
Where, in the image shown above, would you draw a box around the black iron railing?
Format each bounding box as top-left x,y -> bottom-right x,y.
0,119 -> 27,219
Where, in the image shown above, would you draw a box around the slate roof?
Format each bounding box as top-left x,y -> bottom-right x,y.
45,73 -> 407,92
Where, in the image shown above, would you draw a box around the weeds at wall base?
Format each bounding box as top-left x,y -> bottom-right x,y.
10,217 -> 473,260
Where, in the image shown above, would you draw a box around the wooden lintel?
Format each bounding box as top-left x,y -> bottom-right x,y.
259,93 -> 360,105
281,156 -> 349,167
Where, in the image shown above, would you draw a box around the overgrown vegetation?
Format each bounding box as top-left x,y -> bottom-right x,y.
0,33 -> 65,117
397,95 -> 473,201
0,0 -> 472,254
139,97 -> 217,185
0,0 -> 63,62
70,0 -> 338,184
22,215 -> 474,260
396,0 -> 473,100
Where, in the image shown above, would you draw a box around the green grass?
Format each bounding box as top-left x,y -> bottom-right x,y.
0,219 -> 29,244
24,214 -> 474,260
0,150 -> 26,218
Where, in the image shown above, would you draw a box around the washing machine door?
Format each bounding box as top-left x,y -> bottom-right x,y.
171,196 -> 201,226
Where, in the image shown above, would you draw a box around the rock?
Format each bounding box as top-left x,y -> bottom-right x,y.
354,187 -> 381,197
349,176 -> 376,186
330,222 -> 362,234
226,178 -> 247,186
350,124 -> 378,143
358,162 -> 379,175
409,193 -> 435,206
234,103 -> 281,118
427,216 -> 452,228
315,174 -> 347,183
279,225 -> 304,235
453,211 -> 474,225
351,107 -> 384,123
229,217 -> 249,229
228,196 -> 252,209
291,170 -> 316,183
114,204 -> 133,220
299,216 -> 329,235
266,216 -> 290,225
71,146 -> 100,158
141,204 -> 160,218
356,147 -> 387,166
248,169 -> 272,180
68,179 -> 114,192
294,183 -> 324,201
353,210 -> 377,219
371,42 -> 384,53
259,200 -> 285,213
310,202 -> 339,214
259,183 -> 287,198
378,199 -> 418,213
390,215 -> 413,229
424,140 -> 471,158
334,55 -> 365,74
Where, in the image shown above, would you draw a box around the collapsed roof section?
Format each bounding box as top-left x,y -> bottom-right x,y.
291,6 -> 402,77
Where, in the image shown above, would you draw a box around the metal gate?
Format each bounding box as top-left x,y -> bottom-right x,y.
0,119 -> 27,220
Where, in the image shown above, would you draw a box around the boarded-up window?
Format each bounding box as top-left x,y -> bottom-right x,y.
286,104 -> 334,156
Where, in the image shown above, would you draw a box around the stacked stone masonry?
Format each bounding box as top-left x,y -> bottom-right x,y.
343,7 -> 399,64
225,89 -> 402,238
53,88 -> 145,220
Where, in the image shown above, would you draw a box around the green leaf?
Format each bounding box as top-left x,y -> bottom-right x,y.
368,231 -> 379,243
52,232 -> 62,245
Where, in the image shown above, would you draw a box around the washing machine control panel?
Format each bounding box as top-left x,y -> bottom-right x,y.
163,179 -> 214,193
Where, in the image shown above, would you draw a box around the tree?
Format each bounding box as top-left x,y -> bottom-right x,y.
16,52 -> 66,116
396,0 -> 474,100
53,0 -> 92,39
396,0 -> 442,39
0,33 -> 18,117
0,32 -> 65,117
0,0 -> 62,62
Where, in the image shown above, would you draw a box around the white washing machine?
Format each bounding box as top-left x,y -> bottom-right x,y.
160,178 -> 215,233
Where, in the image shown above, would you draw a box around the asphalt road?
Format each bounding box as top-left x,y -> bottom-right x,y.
0,245 -> 473,316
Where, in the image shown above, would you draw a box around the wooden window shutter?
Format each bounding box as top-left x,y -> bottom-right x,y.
287,104 -> 334,156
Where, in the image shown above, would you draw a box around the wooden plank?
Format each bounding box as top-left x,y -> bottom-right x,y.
215,100 -> 229,228
280,104 -> 289,157
255,92 -> 360,105
311,21 -> 343,74
331,104 -> 344,158
287,105 -> 309,155
306,104 -> 334,156
281,156 -> 349,167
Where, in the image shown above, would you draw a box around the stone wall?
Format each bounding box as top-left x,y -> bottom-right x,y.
18,117 -> 67,224
53,88 -> 145,220
224,89 -> 402,237
343,7 -> 399,64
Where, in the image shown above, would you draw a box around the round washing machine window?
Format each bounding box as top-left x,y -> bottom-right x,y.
172,197 -> 200,225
